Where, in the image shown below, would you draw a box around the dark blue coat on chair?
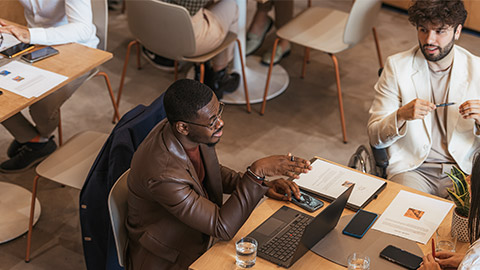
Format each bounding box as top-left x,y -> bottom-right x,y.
79,94 -> 166,270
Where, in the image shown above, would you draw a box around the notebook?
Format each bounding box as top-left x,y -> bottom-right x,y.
246,185 -> 353,268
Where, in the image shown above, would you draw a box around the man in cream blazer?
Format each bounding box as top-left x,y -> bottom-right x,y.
368,0 -> 480,197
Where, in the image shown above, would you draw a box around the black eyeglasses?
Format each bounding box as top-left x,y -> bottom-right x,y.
0,33 -> 3,48
182,102 -> 224,129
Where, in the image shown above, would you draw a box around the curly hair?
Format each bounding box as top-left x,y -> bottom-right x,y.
408,0 -> 467,28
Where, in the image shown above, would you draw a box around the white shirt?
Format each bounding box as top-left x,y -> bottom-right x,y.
459,238 -> 480,269
19,0 -> 99,48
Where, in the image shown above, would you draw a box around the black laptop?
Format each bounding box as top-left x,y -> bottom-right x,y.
247,185 -> 353,268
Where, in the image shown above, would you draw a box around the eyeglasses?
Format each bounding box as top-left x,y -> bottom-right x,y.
182,102 -> 224,129
0,33 -> 3,48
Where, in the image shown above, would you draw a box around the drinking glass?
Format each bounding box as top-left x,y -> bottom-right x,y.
235,237 -> 257,268
436,226 -> 457,252
347,252 -> 370,270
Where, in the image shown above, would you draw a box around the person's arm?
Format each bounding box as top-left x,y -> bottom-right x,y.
435,251 -> 465,269
459,100 -> 480,137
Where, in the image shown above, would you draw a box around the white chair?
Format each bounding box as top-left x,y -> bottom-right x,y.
262,0 -> 383,143
115,0 -> 251,118
57,0 -> 120,145
25,131 -> 109,262
108,169 -> 131,267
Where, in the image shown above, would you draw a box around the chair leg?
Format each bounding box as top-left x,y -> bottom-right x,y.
25,175 -> 40,263
372,27 -> 383,69
329,53 -> 347,143
174,61 -> 178,81
57,109 -> 63,146
235,39 -> 251,113
114,40 -> 139,123
199,63 -> 205,83
261,38 -> 280,115
301,47 -> 309,79
308,0 -> 312,7
95,72 -> 121,123
121,0 -> 126,14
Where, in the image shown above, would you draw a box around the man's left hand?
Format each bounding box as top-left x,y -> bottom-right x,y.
264,179 -> 301,201
0,20 -> 31,44
459,100 -> 480,125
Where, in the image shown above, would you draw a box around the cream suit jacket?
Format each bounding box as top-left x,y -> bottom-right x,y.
368,45 -> 480,177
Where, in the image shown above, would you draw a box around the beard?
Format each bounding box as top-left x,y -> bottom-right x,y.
419,35 -> 455,62
188,126 -> 223,147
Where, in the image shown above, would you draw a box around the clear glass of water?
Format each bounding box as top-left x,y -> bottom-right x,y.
235,237 -> 257,268
436,226 -> 457,252
347,252 -> 370,270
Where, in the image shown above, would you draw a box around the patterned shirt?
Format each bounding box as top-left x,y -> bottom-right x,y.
162,0 -> 211,16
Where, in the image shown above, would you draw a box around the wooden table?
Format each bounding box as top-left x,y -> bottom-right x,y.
190,167 -> 469,269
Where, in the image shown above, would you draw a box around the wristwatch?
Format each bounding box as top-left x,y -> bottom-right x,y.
247,166 -> 265,182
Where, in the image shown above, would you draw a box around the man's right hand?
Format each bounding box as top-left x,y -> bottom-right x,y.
397,98 -> 436,122
435,251 -> 465,269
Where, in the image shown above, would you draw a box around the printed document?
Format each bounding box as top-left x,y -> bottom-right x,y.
372,190 -> 454,244
294,158 -> 386,210
0,33 -> 21,52
0,60 -> 68,98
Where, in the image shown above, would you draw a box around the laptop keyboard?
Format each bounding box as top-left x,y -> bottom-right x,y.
258,213 -> 313,262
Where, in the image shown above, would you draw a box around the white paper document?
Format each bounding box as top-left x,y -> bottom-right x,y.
0,61 -> 68,98
0,33 -> 21,51
294,158 -> 386,210
372,190 -> 454,244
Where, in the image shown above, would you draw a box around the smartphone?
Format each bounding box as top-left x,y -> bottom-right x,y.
379,245 -> 423,270
290,190 -> 324,212
0,43 -> 34,58
342,209 -> 378,238
21,46 -> 59,63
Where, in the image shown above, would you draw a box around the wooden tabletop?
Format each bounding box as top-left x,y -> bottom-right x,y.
189,164 -> 469,269
0,42 -> 112,122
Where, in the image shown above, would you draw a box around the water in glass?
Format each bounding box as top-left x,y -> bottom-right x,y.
236,241 -> 257,268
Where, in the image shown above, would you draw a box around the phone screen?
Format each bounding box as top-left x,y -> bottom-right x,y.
0,43 -> 33,58
22,46 -> 59,62
380,245 -> 423,270
342,209 -> 378,238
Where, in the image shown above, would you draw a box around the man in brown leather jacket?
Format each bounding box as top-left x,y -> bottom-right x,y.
127,79 -> 312,270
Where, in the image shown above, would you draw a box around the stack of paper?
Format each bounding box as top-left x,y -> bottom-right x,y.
0,33 -> 21,51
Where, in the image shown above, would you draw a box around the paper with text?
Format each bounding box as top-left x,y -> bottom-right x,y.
0,61 -> 68,98
293,158 -> 386,209
372,190 -> 453,244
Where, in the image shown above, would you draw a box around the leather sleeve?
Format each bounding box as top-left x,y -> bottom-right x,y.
146,173 -> 268,241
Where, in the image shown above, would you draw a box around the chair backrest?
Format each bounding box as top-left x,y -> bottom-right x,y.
343,0 -> 382,46
108,169 -> 131,267
91,0 -> 108,51
125,0 -> 196,59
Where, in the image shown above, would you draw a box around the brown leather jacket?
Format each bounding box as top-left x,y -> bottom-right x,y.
127,119 -> 268,269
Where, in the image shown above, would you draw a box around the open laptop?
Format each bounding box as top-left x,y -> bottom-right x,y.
247,185 -> 353,268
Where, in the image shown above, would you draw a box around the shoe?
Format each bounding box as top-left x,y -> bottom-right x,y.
246,17 -> 273,56
0,137 -> 57,173
261,43 -> 291,66
204,67 -> 240,99
141,46 -> 179,72
7,140 -> 24,158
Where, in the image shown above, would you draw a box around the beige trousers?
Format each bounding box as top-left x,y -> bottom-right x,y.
191,0 -> 238,70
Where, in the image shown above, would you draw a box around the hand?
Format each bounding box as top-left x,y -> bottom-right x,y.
264,178 -> 301,201
0,20 -> 31,44
418,253 -> 441,270
435,251 -> 465,269
459,100 -> 480,125
249,153 -> 312,180
397,99 -> 436,122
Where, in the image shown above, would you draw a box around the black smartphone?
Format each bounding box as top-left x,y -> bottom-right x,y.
379,245 -> 423,270
0,43 -> 34,58
342,209 -> 378,238
21,46 -> 59,63
290,190 -> 324,212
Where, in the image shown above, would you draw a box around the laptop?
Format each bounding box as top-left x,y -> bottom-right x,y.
247,185 -> 353,268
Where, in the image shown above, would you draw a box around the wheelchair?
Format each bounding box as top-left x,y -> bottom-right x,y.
348,145 -> 389,179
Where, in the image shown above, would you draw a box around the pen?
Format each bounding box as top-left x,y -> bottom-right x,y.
10,45 -> 35,59
432,238 -> 436,258
436,102 -> 455,107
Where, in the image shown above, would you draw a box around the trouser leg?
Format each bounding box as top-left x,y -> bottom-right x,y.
272,0 -> 293,29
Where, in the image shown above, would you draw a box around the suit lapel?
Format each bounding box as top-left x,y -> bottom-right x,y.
200,145 -> 223,207
411,48 -> 432,140
447,46 -> 469,144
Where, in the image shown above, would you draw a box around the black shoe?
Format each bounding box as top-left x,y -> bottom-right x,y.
0,137 -> 57,173
141,46 -> 177,72
7,140 -> 24,158
205,68 -> 240,99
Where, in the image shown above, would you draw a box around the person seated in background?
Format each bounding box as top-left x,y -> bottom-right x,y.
142,0 -> 240,99
367,0 -> 480,197
0,0 -> 99,173
246,0 -> 293,65
126,79 -> 312,269
419,153 -> 480,269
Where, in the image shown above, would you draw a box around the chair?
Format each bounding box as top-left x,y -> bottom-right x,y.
108,169 -> 131,267
57,0 -> 120,145
262,0 -> 383,143
115,0 -> 251,119
25,131 -> 109,262
348,144 -> 389,178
